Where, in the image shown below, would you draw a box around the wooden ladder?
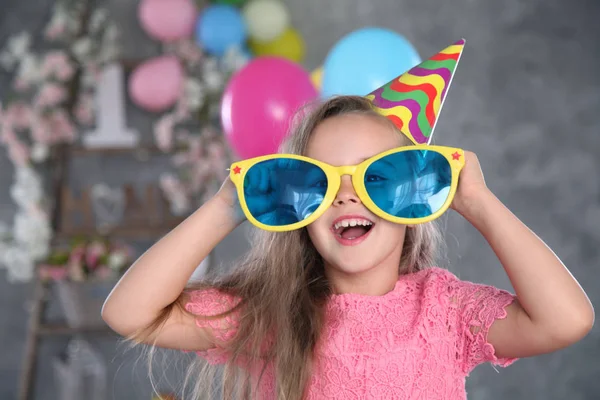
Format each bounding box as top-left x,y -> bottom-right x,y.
17,144 -> 187,400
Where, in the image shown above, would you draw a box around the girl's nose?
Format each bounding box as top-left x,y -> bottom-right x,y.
333,176 -> 360,206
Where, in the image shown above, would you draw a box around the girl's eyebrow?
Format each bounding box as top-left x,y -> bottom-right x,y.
358,151 -> 387,162
358,153 -> 380,162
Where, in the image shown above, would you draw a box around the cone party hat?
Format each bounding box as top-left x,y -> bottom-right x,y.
365,39 -> 465,145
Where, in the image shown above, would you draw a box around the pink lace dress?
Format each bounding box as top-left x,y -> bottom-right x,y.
185,267 -> 517,399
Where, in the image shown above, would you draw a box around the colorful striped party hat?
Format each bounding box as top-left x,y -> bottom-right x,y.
365,39 -> 465,145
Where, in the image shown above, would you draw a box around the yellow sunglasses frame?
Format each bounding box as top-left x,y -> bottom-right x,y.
229,145 -> 465,232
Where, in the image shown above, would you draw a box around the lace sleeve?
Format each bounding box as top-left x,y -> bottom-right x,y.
184,288 -> 241,364
445,273 -> 518,374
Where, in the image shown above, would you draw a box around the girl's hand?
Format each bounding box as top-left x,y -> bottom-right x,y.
214,177 -> 246,225
215,176 -> 238,207
448,151 -> 594,360
214,164 -> 283,226
450,150 -> 490,216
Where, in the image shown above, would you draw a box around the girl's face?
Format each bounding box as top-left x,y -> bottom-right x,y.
305,114 -> 410,293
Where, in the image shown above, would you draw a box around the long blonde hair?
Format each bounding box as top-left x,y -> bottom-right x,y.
134,96 -> 443,399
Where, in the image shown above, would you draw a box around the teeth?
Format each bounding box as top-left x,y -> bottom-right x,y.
333,219 -> 373,230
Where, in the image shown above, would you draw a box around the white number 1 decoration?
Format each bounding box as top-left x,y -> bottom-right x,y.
83,63 -> 139,148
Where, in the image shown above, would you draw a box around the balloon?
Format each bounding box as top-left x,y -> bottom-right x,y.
322,27 -> 421,97
221,57 -> 318,159
310,66 -> 323,90
196,5 -> 247,56
249,27 -> 305,62
242,0 -> 290,42
138,0 -> 197,42
214,0 -> 246,6
129,56 -> 183,112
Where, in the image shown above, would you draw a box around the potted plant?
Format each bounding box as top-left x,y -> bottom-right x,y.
39,236 -> 133,328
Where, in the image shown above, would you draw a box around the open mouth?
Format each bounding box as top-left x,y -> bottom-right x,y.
332,218 -> 374,240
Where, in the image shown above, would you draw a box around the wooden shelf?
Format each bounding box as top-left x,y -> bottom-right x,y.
68,144 -> 190,156
20,117 -> 193,400
69,144 -> 164,156
16,40 -> 192,399
55,221 -> 185,239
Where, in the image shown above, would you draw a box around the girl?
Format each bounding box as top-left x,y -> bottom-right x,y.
102,42 -> 594,399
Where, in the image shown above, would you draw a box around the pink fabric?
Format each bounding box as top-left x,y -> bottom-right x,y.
184,267 -> 517,399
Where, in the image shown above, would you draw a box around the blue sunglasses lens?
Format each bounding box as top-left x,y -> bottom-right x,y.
243,158 -> 327,226
364,150 -> 451,219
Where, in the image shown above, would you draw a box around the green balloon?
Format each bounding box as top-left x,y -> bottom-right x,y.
213,0 -> 246,6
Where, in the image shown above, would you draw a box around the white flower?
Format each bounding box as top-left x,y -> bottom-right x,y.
13,211 -> 52,259
170,196 -> 190,215
203,59 -> 224,92
107,251 -> 127,270
17,54 -> 40,84
48,5 -> 69,25
72,38 -> 93,61
0,32 -> 31,69
184,78 -> 205,110
7,32 -> 31,59
44,6 -> 69,39
2,246 -> 35,283
153,114 -> 175,151
10,167 -> 43,208
66,10 -> 82,34
29,240 -> 51,261
160,173 -> 190,215
90,9 -> 109,33
16,166 -> 42,187
104,24 -> 119,43
30,143 -> 50,162
98,25 -> 120,62
222,46 -> 250,72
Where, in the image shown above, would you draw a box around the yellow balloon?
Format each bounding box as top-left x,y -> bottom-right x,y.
310,66 -> 323,90
249,27 -> 305,63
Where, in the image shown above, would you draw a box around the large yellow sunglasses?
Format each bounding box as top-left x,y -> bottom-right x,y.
229,145 -> 465,232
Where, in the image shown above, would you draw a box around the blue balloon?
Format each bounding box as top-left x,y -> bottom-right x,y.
322,27 -> 421,97
196,5 -> 247,56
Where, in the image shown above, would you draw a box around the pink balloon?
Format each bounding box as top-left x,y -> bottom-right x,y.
138,0 -> 197,42
221,57 -> 318,159
129,56 -> 184,112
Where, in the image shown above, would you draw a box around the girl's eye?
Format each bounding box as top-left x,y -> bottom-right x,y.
311,179 -> 328,188
366,174 -> 386,182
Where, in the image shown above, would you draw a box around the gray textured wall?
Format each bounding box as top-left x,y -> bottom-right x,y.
1,0 -> 599,399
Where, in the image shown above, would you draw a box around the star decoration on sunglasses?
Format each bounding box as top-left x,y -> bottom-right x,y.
233,166 -> 242,174
452,152 -> 461,160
